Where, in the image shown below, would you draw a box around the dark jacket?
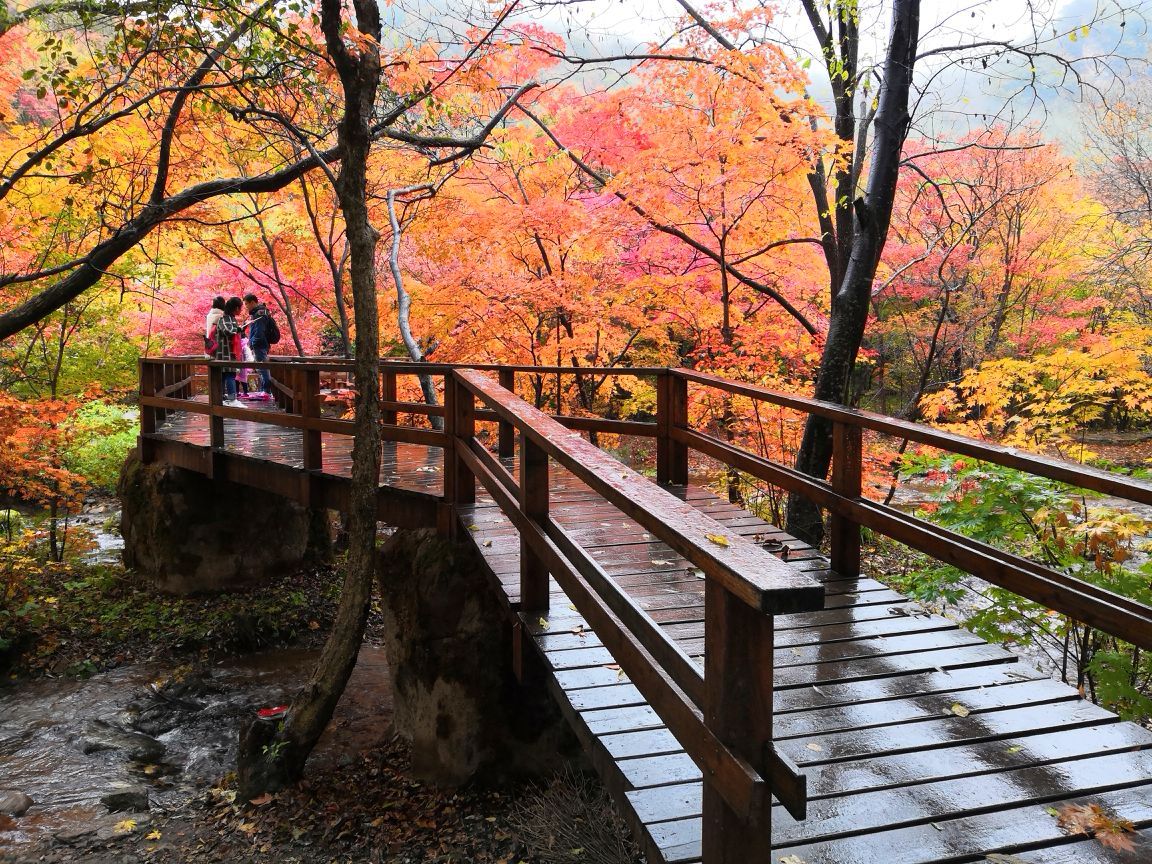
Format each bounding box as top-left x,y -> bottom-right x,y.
246,303 -> 272,347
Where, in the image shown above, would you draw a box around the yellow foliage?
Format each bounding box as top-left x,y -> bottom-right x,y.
919,322 -> 1152,455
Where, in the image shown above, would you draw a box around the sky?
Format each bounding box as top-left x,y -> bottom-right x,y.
504,0 -> 1150,148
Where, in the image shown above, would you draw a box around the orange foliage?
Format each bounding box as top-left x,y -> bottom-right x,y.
0,394 -> 87,509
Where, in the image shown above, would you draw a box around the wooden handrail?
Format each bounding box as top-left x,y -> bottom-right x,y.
677,368 -> 1152,508
144,356 -> 668,377
454,368 -> 824,615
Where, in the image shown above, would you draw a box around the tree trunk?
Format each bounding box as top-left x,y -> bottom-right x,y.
786,0 -> 920,546
236,0 -> 382,797
386,187 -> 443,430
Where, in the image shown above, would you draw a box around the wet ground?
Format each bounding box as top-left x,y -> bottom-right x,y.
0,646 -> 392,857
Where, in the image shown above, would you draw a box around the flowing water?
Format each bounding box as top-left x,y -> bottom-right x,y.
0,646 -> 391,853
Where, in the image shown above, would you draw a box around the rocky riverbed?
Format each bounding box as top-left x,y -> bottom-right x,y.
0,647 -> 393,860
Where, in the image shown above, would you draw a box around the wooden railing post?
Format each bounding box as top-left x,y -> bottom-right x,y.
657,370 -> 689,486
497,368 -> 515,458
444,374 -> 476,506
703,580 -> 774,863
207,363 -> 225,451
139,361 -> 157,436
301,368 -> 322,472
830,420 -> 863,577
381,367 -> 398,426
139,360 -> 159,464
519,435 -> 550,611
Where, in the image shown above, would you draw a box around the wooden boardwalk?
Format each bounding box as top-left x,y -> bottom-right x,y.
146,400 -> 1152,864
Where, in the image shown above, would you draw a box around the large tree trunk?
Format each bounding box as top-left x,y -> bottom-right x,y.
786,0 -> 920,546
236,0 -> 382,797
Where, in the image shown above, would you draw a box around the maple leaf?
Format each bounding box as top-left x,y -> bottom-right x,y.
113,819 -> 137,834
1054,802 -> 1136,852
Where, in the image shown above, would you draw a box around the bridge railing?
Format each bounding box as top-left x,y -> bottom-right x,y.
447,368 -> 823,862
139,356 -> 669,463
670,369 -> 1152,652
140,356 -> 1152,654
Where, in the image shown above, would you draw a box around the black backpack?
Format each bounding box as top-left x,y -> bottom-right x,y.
266,313 -> 282,345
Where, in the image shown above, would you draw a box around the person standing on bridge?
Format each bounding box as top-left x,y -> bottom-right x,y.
216,296 -> 245,408
243,293 -> 274,399
204,296 -> 225,357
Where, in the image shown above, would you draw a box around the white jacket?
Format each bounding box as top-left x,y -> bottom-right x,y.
205,308 -> 224,339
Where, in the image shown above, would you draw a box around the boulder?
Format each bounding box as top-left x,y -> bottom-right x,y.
78,719 -> 166,762
376,529 -> 577,785
101,784 -> 149,813
0,790 -> 33,816
117,450 -> 332,594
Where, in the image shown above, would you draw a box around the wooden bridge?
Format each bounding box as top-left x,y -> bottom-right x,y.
138,357 -> 1152,863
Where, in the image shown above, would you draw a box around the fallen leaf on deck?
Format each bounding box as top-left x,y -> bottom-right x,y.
949,703 -> 970,717
1055,802 -> 1136,852
705,533 -> 730,547
778,855 -> 808,864
805,742 -> 823,752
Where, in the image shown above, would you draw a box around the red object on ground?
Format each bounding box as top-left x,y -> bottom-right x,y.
257,705 -> 289,720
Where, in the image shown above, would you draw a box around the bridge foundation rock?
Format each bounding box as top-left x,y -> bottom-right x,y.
116,451 -> 331,593
377,529 -> 578,785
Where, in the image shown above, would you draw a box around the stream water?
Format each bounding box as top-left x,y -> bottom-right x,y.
0,647 -> 391,854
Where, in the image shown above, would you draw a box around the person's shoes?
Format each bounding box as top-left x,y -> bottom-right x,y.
223,399 -> 244,408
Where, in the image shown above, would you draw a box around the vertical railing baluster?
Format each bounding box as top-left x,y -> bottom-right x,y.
703,580 -> 774,863
301,368 -> 322,472
381,366 -> 398,426
830,420 -> 863,578
139,361 -> 157,463
443,374 -> 475,506
519,435 -> 549,611
498,368 -> 515,459
657,370 -> 690,486
208,363 -> 224,451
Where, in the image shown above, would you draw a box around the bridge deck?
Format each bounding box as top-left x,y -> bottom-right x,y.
149,406 -> 1152,863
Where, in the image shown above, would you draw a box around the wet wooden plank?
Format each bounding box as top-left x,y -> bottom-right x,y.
776,699 -> 1118,764
774,784 -> 1152,864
